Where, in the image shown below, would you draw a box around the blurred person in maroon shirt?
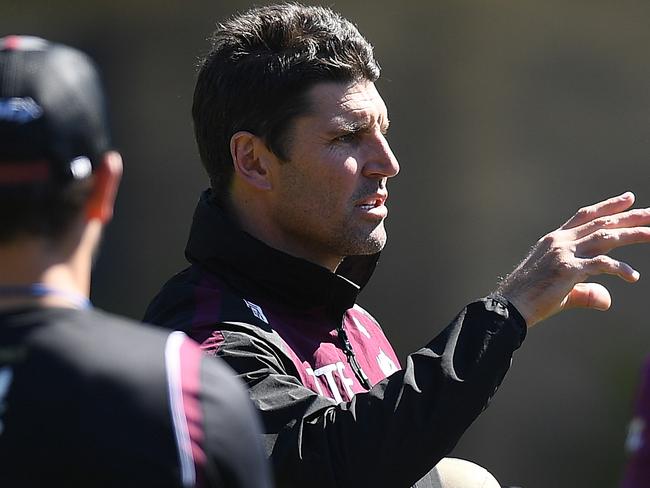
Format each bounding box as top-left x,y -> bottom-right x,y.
620,356 -> 650,487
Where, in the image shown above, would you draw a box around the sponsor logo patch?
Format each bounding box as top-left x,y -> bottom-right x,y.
243,299 -> 269,324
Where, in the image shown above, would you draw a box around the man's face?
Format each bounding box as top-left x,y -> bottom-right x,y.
267,79 -> 400,271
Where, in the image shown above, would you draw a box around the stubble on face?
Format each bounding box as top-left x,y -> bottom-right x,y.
268,80 -> 397,270
339,182 -> 389,254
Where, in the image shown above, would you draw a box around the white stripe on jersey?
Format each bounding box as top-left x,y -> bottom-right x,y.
165,331 -> 196,487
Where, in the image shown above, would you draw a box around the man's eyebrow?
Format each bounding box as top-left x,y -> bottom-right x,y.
331,115 -> 390,132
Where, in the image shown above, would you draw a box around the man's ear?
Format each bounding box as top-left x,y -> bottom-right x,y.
230,131 -> 275,191
86,151 -> 123,223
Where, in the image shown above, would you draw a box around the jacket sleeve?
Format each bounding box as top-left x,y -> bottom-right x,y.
205,295 -> 526,488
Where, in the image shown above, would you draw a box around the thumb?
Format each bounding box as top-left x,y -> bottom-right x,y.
561,282 -> 611,312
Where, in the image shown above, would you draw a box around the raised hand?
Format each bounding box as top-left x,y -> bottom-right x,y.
496,192 -> 650,327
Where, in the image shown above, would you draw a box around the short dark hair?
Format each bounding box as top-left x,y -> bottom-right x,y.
0,180 -> 93,244
192,3 -> 380,202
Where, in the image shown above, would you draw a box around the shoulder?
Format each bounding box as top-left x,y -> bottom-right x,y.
22,308 -> 181,391
145,265 -> 256,331
144,265 -> 216,328
48,307 -> 171,348
26,306 -> 169,345
146,265 -> 283,350
348,303 -> 386,335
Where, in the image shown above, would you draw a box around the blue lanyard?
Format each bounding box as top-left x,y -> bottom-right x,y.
0,283 -> 92,309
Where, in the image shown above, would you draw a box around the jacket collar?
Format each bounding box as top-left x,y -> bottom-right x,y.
185,190 -> 380,316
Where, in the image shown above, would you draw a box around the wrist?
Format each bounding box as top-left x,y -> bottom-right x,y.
489,291 -> 532,329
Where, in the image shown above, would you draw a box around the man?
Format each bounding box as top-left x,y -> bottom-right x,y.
0,35 -> 271,487
145,4 -> 650,487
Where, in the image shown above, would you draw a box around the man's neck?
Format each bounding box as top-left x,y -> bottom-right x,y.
225,193 -> 343,272
0,237 -> 90,310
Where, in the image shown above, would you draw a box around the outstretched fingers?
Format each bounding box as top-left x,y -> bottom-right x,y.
497,192 -> 650,327
563,255 -> 640,313
575,226 -> 650,256
580,254 -> 640,283
571,208 -> 650,240
561,192 -> 635,230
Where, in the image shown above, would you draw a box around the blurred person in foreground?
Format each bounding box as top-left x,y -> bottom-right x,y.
144,4 -> 650,487
620,357 -> 650,487
0,35 -> 271,488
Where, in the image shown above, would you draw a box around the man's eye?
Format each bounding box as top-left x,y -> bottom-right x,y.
334,132 -> 358,144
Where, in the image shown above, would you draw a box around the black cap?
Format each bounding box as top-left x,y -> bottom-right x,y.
0,35 -> 110,185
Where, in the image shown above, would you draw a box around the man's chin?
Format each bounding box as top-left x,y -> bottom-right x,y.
343,228 -> 387,256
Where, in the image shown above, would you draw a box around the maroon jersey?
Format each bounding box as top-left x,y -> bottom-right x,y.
192,267 -> 400,404
145,190 -> 527,488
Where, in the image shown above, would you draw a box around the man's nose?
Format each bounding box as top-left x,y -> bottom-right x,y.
362,133 -> 400,178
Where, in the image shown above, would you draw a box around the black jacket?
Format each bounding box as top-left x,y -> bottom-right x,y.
0,305 -> 271,487
145,190 -> 527,488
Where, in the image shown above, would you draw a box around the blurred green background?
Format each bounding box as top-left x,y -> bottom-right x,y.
4,1 -> 650,486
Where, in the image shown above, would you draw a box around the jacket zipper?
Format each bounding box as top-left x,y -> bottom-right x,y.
337,323 -> 372,390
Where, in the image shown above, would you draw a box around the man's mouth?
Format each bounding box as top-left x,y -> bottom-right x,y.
357,201 -> 379,210
354,193 -> 388,219
355,192 -> 387,209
